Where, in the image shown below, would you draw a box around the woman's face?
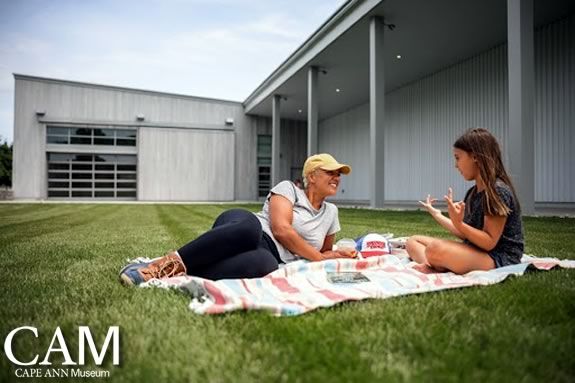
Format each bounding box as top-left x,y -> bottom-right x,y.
453,148 -> 479,181
311,168 -> 341,196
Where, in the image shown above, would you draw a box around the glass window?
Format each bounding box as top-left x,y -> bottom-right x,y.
46,127 -> 137,148
257,135 -> 272,157
93,129 -> 114,137
72,163 -> 92,171
257,157 -> 271,165
48,172 -> 69,180
116,139 -> 136,146
95,191 -> 114,197
48,190 -> 69,197
71,136 -> 92,145
49,163 -> 69,170
117,173 -> 136,180
116,129 -> 136,139
94,138 -> 114,145
116,155 -> 137,164
95,173 -> 114,180
117,164 -> 136,171
73,154 -> 93,162
49,181 -> 69,188
95,154 -> 116,163
95,164 -> 115,171
117,191 -> 136,198
257,135 -> 272,197
117,182 -> 136,189
47,136 -> 69,144
72,182 -> 92,189
73,128 -> 92,136
47,127 -> 69,135
72,173 -> 92,180
48,153 -> 72,162
72,190 -> 92,197
48,152 -> 137,200
95,182 -> 114,189
116,130 -> 136,147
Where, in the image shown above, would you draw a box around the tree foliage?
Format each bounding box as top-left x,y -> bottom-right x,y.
0,138 -> 12,187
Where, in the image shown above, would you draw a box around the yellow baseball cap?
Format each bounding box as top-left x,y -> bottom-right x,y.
302,153 -> 351,178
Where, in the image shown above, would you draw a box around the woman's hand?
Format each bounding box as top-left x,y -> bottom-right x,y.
336,248 -> 358,258
444,187 -> 465,228
321,249 -> 357,260
418,194 -> 441,216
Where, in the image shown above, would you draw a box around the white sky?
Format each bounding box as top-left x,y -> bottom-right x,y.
0,0 -> 347,143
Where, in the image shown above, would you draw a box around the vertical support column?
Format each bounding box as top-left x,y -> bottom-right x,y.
272,94 -> 282,187
307,66 -> 319,156
507,0 -> 535,215
369,16 -> 385,208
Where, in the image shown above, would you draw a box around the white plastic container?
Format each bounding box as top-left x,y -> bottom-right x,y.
334,238 -> 358,258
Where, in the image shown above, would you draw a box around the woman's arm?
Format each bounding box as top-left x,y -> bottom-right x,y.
320,234 -> 335,252
319,234 -> 356,259
269,195 -> 351,261
445,193 -> 507,251
419,193 -> 465,239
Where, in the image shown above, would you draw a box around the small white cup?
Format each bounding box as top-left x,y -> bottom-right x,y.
335,238 -> 358,258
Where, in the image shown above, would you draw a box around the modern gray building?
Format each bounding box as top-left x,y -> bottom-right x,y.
12,0 -> 575,214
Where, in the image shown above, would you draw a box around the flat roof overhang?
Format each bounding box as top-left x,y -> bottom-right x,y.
243,0 -> 574,121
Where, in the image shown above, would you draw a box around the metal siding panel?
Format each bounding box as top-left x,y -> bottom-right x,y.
534,15 -> 574,202
139,128 -> 234,201
13,80 -> 46,199
15,79 -> 244,127
235,113 -> 258,201
390,46 -> 510,202
279,119 -> 304,182
318,103 -> 370,201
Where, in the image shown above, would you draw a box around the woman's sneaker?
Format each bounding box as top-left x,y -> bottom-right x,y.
119,252 -> 187,286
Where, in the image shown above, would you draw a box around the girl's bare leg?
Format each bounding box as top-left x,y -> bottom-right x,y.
425,239 -> 495,274
406,235 -> 436,264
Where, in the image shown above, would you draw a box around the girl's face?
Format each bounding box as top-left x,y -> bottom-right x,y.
453,148 -> 479,181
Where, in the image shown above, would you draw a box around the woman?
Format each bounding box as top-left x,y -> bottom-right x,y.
120,153 -> 355,285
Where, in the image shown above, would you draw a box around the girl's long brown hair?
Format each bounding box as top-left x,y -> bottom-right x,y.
454,128 -> 520,216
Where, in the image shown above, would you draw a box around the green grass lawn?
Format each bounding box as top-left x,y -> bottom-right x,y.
1,204 -> 574,382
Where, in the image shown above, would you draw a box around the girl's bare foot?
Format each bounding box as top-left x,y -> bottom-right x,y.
413,263 -> 439,274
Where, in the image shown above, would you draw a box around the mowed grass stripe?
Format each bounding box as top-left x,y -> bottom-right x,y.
0,204 -> 71,226
155,205 -> 226,248
522,216 -> 575,257
0,205 -> 117,249
339,208 -> 451,239
154,204 -> 261,250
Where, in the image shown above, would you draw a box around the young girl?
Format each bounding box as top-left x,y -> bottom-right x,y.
406,128 -> 524,274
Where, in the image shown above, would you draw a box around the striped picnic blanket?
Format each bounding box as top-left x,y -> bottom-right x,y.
138,250 -> 575,316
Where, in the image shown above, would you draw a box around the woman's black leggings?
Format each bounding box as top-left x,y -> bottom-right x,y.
177,209 -> 281,280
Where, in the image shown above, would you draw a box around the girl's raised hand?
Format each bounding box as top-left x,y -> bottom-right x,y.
444,187 -> 465,227
418,194 -> 441,216
444,187 -> 454,204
